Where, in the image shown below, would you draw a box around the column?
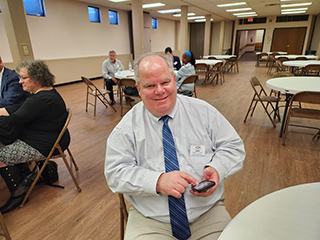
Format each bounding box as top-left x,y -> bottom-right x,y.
180,5 -> 188,53
0,0 -> 34,65
131,0 -> 145,58
218,20 -> 226,54
203,15 -> 211,56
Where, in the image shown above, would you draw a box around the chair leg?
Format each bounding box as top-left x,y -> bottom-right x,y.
0,213 -> 11,240
67,148 -> 79,171
244,99 -> 255,123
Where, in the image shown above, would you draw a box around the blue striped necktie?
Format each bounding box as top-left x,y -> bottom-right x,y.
161,115 -> 191,240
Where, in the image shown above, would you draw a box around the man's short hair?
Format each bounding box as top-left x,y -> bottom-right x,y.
165,47 -> 173,54
109,50 -> 116,55
133,52 -> 174,85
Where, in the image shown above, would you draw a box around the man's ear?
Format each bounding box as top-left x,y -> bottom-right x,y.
135,83 -> 141,96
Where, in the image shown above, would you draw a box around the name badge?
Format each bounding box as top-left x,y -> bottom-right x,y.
190,145 -> 205,156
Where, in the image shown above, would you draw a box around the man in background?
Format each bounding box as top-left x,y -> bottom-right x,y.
0,56 -> 29,108
102,50 -> 124,105
165,47 -> 181,70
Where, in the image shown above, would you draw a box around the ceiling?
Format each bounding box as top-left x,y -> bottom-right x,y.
77,0 -> 320,22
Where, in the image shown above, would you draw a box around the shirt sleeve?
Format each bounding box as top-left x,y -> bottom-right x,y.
105,124 -> 162,196
102,60 -> 111,79
205,109 -> 245,183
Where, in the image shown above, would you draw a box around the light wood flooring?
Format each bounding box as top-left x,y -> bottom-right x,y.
1,60 -> 319,240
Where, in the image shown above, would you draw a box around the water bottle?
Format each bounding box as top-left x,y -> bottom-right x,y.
129,62 -> 132,71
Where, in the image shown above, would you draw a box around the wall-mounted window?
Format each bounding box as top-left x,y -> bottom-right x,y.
152,18 -> 158,29
24,0 -> 45,16
88,6 -> 101,23
109,10 -> 119,25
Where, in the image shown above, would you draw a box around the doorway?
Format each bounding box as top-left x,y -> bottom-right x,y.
271,27 -> 306,54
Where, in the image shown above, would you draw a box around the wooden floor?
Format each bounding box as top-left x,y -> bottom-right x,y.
1,60 -> 319,240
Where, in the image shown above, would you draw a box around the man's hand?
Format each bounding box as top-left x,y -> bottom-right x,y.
111,77 -> 118,84
190,167 -> 219,197
156,171 -> 198,198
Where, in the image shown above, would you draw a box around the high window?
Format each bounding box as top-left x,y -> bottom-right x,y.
24,0 -> 45,16
152,18 -> 158,29
88,6 -> 101,23
109,10 -> 119,25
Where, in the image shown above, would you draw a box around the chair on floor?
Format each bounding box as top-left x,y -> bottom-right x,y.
282,91 -> 320,145
0,213 -> 11,240
244,76 -> 281,128
226,56 -> 239,73
82,76 -> 116,116
119,193 -> 128,240
20,108 -> 82,207
195,63 -> 209,85
178,74 -> 198,98
208,56 -> 217,60
209,62 -> 224,85
119,78 -> 141,116
103,78 -> 120,98
256,52 -> 268,67
302,64 -> 320,76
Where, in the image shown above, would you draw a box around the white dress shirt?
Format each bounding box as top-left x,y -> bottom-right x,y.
102,58 -> 124,80
105,94 -> 245,223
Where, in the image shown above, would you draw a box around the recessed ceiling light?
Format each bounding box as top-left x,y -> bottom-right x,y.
281,2 -> 312,7
233,12 -> 256,16
108,0 -> 129,2
142,3 -> 165,8
195,19 -> 213,22
281,10 -> 306,14
158,9 -> 181,14
217,2 -> 246,7
237,14 -> 258,17
281,8 -> 308,12
226,8 -> 252,12
187,16 -> 205,20
173,13 -> 196,17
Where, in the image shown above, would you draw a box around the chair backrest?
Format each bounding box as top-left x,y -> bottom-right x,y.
295,57 -> 307,60
275,60 -> 285,71
277,57 -> 289,62
119,78 -> 136,88
208,56 -> 217,60
81,76 -> 101,95
228,56 -> 237,61
290,91 -> 320,105
195,63 -> 208,71
250,76 -> 268,97
259,53 -> 268,58
304,64 -> 320,71
272,72 -> 294,78
179,74 -> 198,88
213,62 -> 223,69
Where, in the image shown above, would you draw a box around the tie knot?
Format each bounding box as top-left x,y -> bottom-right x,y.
160,115 -> 170,124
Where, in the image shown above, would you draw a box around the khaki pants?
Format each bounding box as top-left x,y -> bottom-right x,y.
124,198 -> 231,240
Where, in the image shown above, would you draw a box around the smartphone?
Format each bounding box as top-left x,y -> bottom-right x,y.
191,180 -> 216,193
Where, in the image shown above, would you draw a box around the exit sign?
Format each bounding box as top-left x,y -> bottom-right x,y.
248,17 -> 253,22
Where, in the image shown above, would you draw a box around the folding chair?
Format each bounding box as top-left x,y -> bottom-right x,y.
118,193 -> 128,240
244,76 -> 281,127
282,91 -> 320,145
256,52 -> 268,67
0,213 -> 11,240
302,64 -> 320,76
195,63 -> 209,85
82,76 -> 116,116
20,108 -> 82,207
209,62 -> 224,85
208,56 -> 217,60
226,56 -> 239,73
119,78 -> 141,116
178,74 -> 198,98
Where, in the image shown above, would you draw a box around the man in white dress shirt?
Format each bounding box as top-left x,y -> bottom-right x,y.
105,53 -> 245,240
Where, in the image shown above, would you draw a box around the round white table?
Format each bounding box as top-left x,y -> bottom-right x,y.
218,183 -> 320,240
266,76 -> 320,137
202,55 -> 235,60
283,60 -> 320,68
115,70 -> 135,79
196,59 -> 222,65
275,55 -> 319,60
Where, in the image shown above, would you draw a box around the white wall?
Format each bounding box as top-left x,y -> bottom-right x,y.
151,17 -> 177,53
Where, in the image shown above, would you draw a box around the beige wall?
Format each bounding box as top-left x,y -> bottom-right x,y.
0,0 -> 177,84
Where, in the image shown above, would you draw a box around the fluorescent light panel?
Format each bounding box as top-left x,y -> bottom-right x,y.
188,16 -> 205,20
108,0 -> 129,2
281,10 -> 306,14
233,12 -> 256,16
158,8 -> 181,13
217,2 -> 246,7
237,14 -> 257,17
142,3 -> 165,8
173,13 -> 195,17
281,8 -> 308,11
281,2 -> 312,7
195,18 -> 213,22
226,8 -> 252,12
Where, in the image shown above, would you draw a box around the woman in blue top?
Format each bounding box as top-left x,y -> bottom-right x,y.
175,50 -> 196,91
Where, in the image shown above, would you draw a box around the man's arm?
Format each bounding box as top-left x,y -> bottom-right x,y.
102,60 -> 112,79
0,73 -> 27,108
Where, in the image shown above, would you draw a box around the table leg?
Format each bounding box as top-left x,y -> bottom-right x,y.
279,93 -> 292,138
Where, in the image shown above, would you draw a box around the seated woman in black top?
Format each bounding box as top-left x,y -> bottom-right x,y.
0,60 -> 70,214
